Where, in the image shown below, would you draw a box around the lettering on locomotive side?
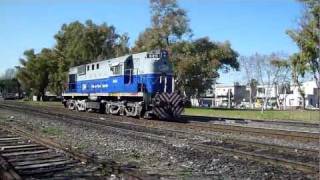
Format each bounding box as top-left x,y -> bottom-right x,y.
91,84 -> 101,88
102,84 -> 108,88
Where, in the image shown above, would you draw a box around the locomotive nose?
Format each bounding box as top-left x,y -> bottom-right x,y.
152,91 -> 186,120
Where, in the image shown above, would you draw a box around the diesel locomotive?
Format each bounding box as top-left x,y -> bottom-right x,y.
62,50 -> 185,119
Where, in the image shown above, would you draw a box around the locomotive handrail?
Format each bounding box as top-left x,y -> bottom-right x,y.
124,69 -> 133,84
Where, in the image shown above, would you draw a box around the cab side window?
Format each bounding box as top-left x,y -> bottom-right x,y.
111,65 -> 122,75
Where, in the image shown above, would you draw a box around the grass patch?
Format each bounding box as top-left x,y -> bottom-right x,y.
41,126 -> 63,136
183,108 -> 320,123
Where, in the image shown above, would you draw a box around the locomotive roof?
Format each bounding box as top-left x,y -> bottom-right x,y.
69,51 -> 152,69
70,54 -> 129,69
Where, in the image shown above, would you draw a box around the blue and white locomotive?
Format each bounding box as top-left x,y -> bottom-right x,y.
62,50 -> 185,119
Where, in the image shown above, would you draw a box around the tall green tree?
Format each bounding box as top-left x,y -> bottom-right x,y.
17,20 -> 130,97
16,49 -> 53,100
171,38 -> 238,97
287,0 -> 320,88
54,20 -> 129,67
133,0 -> 191,52
290,53 -> 309,109
51,20 -> 130,94
133,0 -> 239,97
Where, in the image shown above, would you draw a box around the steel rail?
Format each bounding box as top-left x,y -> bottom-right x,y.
180,115 -> 319,128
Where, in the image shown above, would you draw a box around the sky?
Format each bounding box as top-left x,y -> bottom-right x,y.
0,0 -> 303,83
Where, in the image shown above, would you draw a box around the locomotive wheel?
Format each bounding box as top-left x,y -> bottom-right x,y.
68,100 -> 75,110
105,104 -> 110,114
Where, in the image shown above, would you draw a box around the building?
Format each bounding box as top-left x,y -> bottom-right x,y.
279,81 -> 320,109
213,83 -> 246,108
191,80 -> 319,109
190,85 -> 215,107
190,83 -> 246,108
254,85 -> 278,108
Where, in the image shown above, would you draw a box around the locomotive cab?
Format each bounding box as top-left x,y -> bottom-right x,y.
132,50 -> 174,94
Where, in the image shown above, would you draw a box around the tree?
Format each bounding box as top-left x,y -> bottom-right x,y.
248,79 -> 259,107
133,0 -> 239,98
17,20 -> 130,98
243,53 -> 290,111
290,53 -> 308,109
240,56 -> 258,108
16,49 -> 52,100
49,20 -> 130,95
171,38 -> 239,97
287,0 -> 320,88
151,0 -> 191,44
133,0 -> 191,52
54,20 -> 129,67
133,28 -> 166,52
270,58 -> 291,109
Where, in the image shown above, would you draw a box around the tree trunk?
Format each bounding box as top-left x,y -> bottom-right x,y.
297,87 -> 305,110
40,89 -> 45,102
37,94 -> 41,101
302,96 -> 306,110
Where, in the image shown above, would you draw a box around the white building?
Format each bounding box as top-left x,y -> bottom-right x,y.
279,80 -> 319,109
191,80 -> 319,109
214,83 -> 246,108
256,85 -> 278,99
254,85 -> 278,108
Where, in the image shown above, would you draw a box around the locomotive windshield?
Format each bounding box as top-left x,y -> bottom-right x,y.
146,50 -> 168,60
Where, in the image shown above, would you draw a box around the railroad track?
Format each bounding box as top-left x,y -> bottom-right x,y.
0,123 -> 154,179
0,125 -> 97,179
180,115 -> 319,128
0,102 -> 319,175
2,102 -> 319,143
177,120 -> 319,143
